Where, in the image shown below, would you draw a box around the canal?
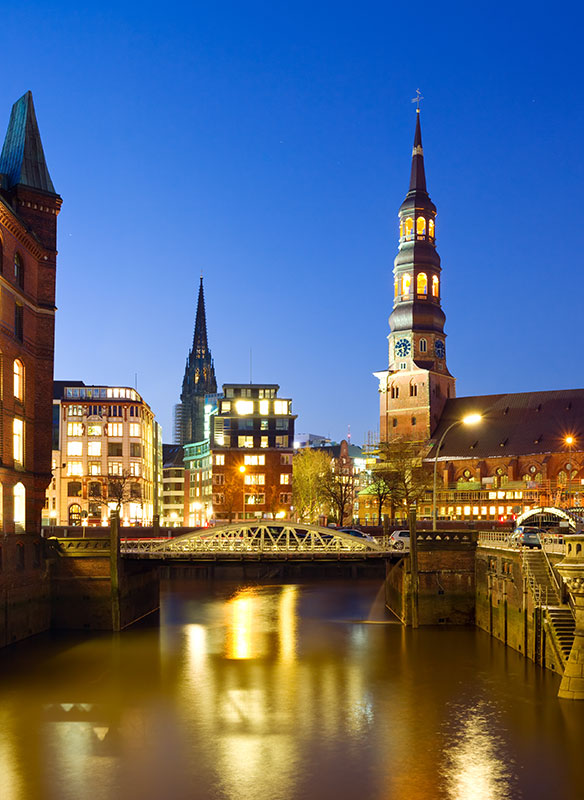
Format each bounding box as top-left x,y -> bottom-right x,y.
0,578 -> 583,799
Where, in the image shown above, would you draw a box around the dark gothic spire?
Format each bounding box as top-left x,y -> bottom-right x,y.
193,276 -> 209,355
408,110 -> 427,193
0,91 -> 56,195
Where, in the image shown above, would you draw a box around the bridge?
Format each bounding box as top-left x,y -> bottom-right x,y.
120,520 -> 386,560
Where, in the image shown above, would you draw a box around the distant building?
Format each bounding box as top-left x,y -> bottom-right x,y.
0,91 -> 61,533
211,384 -> 296,521
45,382 -> 161,527
293,433 -> 333,449
175,277 -> 217,446
161,444 -> 184,527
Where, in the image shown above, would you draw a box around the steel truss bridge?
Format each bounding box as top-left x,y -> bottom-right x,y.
121,520 -> 386,560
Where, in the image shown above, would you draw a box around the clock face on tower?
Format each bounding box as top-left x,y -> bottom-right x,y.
434,340 -> 445,359
395,338 -> 411,358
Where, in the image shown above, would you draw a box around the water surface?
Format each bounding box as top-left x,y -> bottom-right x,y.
0,578 -> 582,800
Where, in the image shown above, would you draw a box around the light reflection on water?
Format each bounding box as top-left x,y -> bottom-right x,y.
0,579 -> 582,800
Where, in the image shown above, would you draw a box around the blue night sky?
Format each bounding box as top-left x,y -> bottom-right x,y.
2,1 -> 583,445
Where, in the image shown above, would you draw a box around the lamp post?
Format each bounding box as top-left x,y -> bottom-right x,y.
239,465 -> 246,520
564,435 -> 575,508
432,413 -> 482,530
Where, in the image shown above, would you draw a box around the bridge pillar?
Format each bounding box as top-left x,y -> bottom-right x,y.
556,535 -> 584,700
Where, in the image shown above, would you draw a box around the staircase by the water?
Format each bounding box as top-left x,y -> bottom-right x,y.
523,550 -> 575,666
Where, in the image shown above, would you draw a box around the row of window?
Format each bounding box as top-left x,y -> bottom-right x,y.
399,216 -> 435,241
67,404 -> 144,418
224,387 -> 277,399
220,399 -> 292,416
212,492 -> 292,506
235,418 -> 290,430
67,422 -> 142,437
214,435 -> 291,448
212,473 -> 291,486
66,460 -> 144,477
66,442 -> 143,457
394,273 -> 439,299
66,480 -> 142,498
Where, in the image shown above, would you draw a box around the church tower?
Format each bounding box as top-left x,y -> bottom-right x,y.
375,109 -> 455,442
177,277 -> 217,445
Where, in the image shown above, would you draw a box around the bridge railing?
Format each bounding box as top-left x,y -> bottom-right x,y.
477,530 -> 567,555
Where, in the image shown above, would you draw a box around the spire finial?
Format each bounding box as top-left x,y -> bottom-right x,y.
411,89 -> 424,112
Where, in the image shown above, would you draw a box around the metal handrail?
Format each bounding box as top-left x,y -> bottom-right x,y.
539,535 -> 562,599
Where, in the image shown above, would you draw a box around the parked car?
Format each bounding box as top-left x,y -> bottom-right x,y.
388,530 -> 410,551
338,527 -> 376,543
509,526 -> 544,548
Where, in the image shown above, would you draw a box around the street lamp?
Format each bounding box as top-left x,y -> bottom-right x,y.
432,413 -> 482,530
239,465 -> 246,520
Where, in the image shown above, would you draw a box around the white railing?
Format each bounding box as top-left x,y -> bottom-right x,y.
477,530 -> 567,556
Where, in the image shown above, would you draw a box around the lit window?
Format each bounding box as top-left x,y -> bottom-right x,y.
235,400 -> 253,415
221,401 -> 231,413
107,423 -> 123,437
13,483 -> 25,531
13,418 -> 24,466
108,461 -> 123,476
419,338 -> 427,353
13,359 -> 24,401
399,220 -> 404,238
238,435 -> 254,448
260,419 -> 269,431
67,461 -> 83,476
261,436 -> 268,448
130,462 -> 141,476
67,441 -> 83,457
274,400 -> 288,415
429,219 -> 435,238
88,424 -> 102,436
402,273 -> 411,296
275,436 -> 288,448
244,474 -> 265,485
280,474 -> 290,485
416,217 -> 426,237
404,217 -> 413,240
68,405 -> 83,416
214,454 -> 225,465
129,423 -> 141,437
432,276 -> 439,297
394,278 -> 398,298
67,422 -> 83,437
88,441 -> 101,456
245,493 -> 265,505
416,272 -> 428,295
89,462 -> 101,475
259,399 -> 269,415
244,454 -> 265,466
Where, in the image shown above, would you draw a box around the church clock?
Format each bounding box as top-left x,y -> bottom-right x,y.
434,340 -> 445,359
395,338 -> 411,358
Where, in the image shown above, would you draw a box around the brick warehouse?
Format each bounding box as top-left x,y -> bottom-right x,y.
374,109 -> 584,525
0,92 -> 60,644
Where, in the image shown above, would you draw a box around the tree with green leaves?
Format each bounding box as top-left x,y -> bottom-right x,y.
292,449 -> 332,523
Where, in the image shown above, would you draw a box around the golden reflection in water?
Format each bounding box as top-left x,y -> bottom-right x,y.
225,589 -> 257,659
442,703 -> 514,800
0,711 -> 23,800
278,584 -> 298,662
185,623 -> 207,671
218,734 -> 298,800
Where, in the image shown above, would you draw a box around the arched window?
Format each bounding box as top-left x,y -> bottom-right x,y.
416,217 -> 426,237
429,219 -> 435,239
535,472 -> 543,484
13,483 -> 25,532
558,470 -> 567,486
432,275 -> 439,297
409,383 -> 418,397
394,278 -> 398,298
14,253 -> 23,288
417,272 -> 428,295
419,338 -> 427,353
68,504 -> 82,526
402,273 -> 411,296
67,481 -> 82,497
399,220 -> 404,239
13,359 -> 24,401
404,218 -> 413,240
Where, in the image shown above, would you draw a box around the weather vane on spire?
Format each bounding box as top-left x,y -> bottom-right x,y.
411,89 -> 424,111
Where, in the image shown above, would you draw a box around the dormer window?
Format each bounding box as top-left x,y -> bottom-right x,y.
402,273 -> 411,296
404,217 -> 413,240
429,219 -> 435,239
417,272 -> 428,296
432,275 -> 439,297
416,217 -> 426,238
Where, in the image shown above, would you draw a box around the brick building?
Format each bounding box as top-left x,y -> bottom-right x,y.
375,109 -> 584,525
0,91 -> 61,533
211,384 -> 296,521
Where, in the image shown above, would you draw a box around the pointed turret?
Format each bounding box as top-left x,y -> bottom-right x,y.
0,91 -> 56,195
408,110 -> 427,193
192,276 -> 209,356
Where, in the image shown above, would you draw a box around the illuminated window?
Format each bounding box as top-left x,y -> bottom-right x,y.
13,418 -> 24,466
67,422 -> 83,437
13,483 -> 25,532
244,454 -> 265,466
416,217 -> 426,237
432,276 -> 439,297
244,474 -> 265,485
235,400 -> 253,415
402,273 -> 411,296
429,219 -> 435,238
214,454 -> 225,465
67,461 -> 83,476
558,470 -> 567,486
238,435 -> 254,448
261,436 -> 268,448
417,272 -> 428,295
259,399 -> 269,415
399,220 -> 404,238
14,253 -> 24,288
13,359 -> 24,401
67,441 -> 83,457
394,278 -> 398,298
275,436 -> 288,448
89,462 -> 101,475
129,423 -> 141,437
245,493 -> 265,505
280,474 -> 291,484
88,441 -> 101,456
274,400 -> 288,415
88,424 -> 102,436
419,338 -> 427,353
260,419 -> 269,431
107,423 -> 123,437
68,405 -> 83,416
221,401 -> 231,413
404,217 -> 413,240
108,461 -> 123,476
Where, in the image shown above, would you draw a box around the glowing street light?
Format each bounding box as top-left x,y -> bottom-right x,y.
432,413 -> 482,530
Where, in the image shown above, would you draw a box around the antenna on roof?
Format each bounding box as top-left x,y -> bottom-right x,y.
250,348 -> 252,384
347,424 -> 351,443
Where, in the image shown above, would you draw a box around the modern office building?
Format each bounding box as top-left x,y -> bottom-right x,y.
45,382 -> 160,527
211,384 -> 296,521
161,444 -> 185,527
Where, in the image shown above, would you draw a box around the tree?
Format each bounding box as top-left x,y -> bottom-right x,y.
88,470 -> 143,522
367,472 -> 394,526
321,466 -> 356,526
293,449 -> 332,523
